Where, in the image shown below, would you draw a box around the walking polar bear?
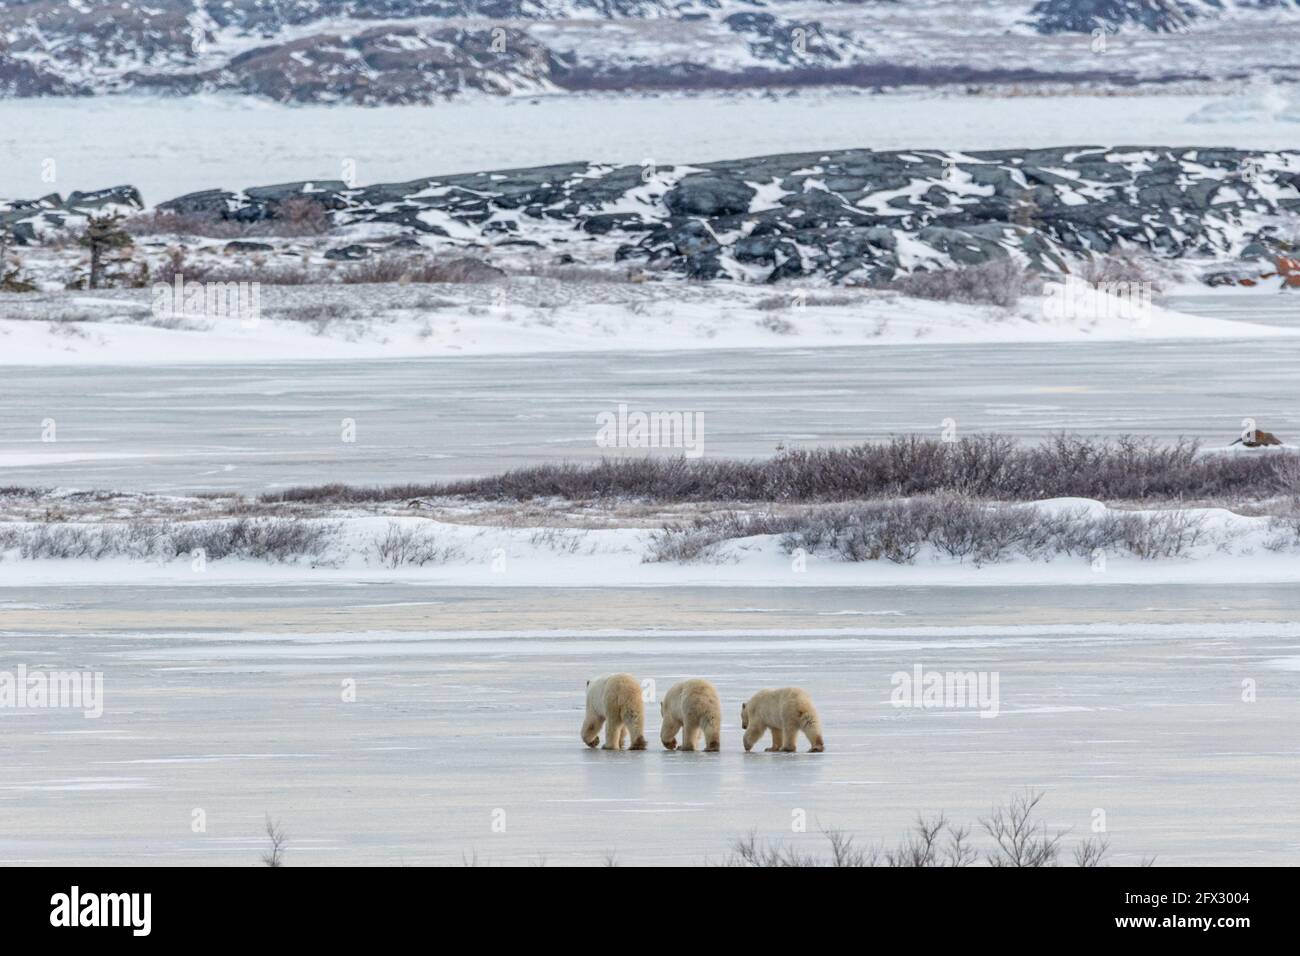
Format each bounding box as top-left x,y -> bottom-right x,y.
582,674 -> 647,751
660,679 -> 722,752
741,687 -> 825,753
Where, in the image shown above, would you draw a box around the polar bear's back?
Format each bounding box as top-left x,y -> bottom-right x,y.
664,678 -> 721,722
587,673 -> 642,719
750,686 -> 816,726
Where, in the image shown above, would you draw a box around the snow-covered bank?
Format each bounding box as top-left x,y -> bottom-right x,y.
3,499 -> 1299,589
1,280 -> 1292,366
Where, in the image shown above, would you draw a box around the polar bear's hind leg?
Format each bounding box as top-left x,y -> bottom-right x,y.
660,716 -> 681,750
763,726 -> 783,752
582,715 -> 603,748
779,722 -> 799,752
625,706 -> 647,751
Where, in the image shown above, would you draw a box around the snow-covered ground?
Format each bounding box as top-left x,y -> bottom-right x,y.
2,495 -> 1300,589
4,90 -> 1300,203
1,280 -> 1291,367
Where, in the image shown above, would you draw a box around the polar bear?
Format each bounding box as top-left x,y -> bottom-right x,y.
582,674 -> 647,751
741,687 -> 824,753
660,679 -> 722,752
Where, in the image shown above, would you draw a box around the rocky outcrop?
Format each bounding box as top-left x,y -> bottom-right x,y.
1030,0 -> 1203,34
6,1 -> 1296,103
0,187 -> 143,245
7,147 -> 1299,283
1030,0 -> 1300,34
0,0 -> 878,103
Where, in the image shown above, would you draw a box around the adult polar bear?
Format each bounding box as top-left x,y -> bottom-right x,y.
659,679 -> 722,752
582,674 -> 647,750
741,687 -> 825,753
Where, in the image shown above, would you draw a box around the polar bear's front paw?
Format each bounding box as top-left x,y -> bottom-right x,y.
629,736 -> 647,751
662,739 -> 677,750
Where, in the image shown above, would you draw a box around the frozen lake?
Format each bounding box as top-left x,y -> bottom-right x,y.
2,582 -> 1298,865
3,91 -> 1299,203
1,296 -> 1297,493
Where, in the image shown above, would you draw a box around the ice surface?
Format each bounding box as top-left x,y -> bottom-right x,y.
4,91 -> 1300,203
2,583 -> 1297,865
2,296 -> 1298,492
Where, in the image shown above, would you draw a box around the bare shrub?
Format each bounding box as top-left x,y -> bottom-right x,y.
1265,511 -> 1300,551
888,258 -> 1040,308
265,301 -> 357,332
754,292 -> 857,311
756,313 -> 795,334
1272,454 -> 1300,497
1074,837 -> 1112,868
1077,250 -> 1164,291
726,830 -> 821,868
644,511 -> 791,564
528,527 -> 588,554
125,211 -> 249,240
261,436 -> 1298,507
261,816 -> 287,868
522,263 -> 637,283
167,518 -> 339,563
1113,509 -> 1206,559
274,197 -> 331,236
1,226 -> 36,292
981,791 -> 1063,867
0,518 -> 339,564
369,522 -> 458,567
176,260 -> 312,285
340,255 -> 503,285
722,794 -> 1125,867
643,496 -> 1206,566
126,199 -> 329,240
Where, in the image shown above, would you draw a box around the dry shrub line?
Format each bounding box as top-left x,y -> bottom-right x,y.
724,792 -> 1142,868
643,495 -> 1209,566
261,435 -> 1299,506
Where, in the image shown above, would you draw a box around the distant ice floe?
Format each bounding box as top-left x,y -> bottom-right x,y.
1187,84 -> 1300,124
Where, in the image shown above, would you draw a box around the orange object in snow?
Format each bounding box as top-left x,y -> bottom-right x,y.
1279,256 -> 1300,288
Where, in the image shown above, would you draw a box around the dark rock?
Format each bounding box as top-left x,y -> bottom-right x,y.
431,257 -> 506,282
663,175 -> 755,218
323,244 -> 372,261
157,189 -> 238,218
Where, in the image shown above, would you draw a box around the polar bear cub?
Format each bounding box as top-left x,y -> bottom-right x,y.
741,687 -> 825,753
582,674 -> 647,751
660,679 -> 722,752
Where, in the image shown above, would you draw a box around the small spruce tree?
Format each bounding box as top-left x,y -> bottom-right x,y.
78,213 -> 134,289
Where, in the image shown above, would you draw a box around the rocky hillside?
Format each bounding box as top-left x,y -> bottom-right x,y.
2,0 -> 1298,102
5,147 -> 1298,284
1031,0 -> 1298,35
